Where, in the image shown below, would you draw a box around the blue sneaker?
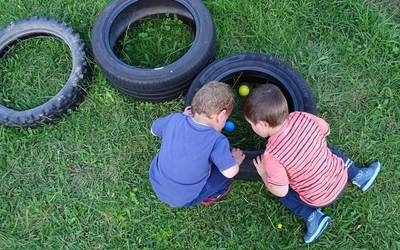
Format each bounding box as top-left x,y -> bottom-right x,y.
304,209 -> 331,244
351,161 -> 381,192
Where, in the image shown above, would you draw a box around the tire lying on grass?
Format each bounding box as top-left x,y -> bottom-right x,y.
91,0 -> 216,102
185,52 -> 317,181
0,17 -> 87,128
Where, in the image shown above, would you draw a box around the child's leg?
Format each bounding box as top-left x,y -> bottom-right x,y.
279,188 -> 331,243
185,165 -> 231,207
279,188 -> 316,220
200,165 -> 232,199
328,145 -> 381,191
327,145 -> 361,180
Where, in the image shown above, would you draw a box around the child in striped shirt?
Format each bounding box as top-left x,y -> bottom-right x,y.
243,84 -> 381,244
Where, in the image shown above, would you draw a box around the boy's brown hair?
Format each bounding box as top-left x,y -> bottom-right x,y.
191,81 -> 235,117
243,84 -> 289,127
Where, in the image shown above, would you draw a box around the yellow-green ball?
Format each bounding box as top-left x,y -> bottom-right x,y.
238,84 -> 250,96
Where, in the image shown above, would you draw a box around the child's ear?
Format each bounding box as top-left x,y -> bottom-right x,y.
217,109 -> 227,121
256,120 -> 269,131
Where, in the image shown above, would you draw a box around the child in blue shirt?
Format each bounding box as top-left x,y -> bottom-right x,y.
150,81 -> 245,207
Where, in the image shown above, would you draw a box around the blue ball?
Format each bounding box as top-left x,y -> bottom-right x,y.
224,120 -> 235,132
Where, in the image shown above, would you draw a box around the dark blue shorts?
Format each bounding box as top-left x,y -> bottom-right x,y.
183,165 -> 232,207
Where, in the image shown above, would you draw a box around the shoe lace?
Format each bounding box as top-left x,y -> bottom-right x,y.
307,210 -> 317,222
307,208 -> 323,222
353,169 -> 364,182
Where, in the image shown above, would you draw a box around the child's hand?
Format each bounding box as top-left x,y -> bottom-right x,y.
183,106 -> 192,116
253,155 -> 266,177
231,148 -> 245,166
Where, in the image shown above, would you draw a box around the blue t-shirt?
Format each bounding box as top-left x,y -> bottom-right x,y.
149,113 -> 236,207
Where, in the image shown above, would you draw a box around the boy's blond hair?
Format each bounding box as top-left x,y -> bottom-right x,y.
191,81 -> 234,117
243,84 -> 289,127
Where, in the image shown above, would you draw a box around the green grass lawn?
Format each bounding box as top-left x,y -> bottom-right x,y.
1,0 -> 400,249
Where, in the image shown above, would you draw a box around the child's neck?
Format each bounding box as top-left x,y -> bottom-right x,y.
192,113 -> 216,129
268,123 -> 285,137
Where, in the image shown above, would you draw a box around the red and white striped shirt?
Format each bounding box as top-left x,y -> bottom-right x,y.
263,112 -> 348,207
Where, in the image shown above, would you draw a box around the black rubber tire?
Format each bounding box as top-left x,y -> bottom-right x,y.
184,52 -> 317,181
91,0 -> 216,102
0,17 -> 87,128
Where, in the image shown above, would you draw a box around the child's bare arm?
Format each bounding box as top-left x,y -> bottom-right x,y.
221,165 -> 239,178
221,148 -> 245,178
253,156 -> 289,197
266,183 -> 289,197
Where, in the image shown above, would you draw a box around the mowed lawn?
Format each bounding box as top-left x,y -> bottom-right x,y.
1,0 -> 399,249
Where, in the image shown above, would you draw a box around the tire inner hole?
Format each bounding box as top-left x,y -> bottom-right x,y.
113,14 -> 195,69
220,71 -> 295,150
0,36 -> 72,111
